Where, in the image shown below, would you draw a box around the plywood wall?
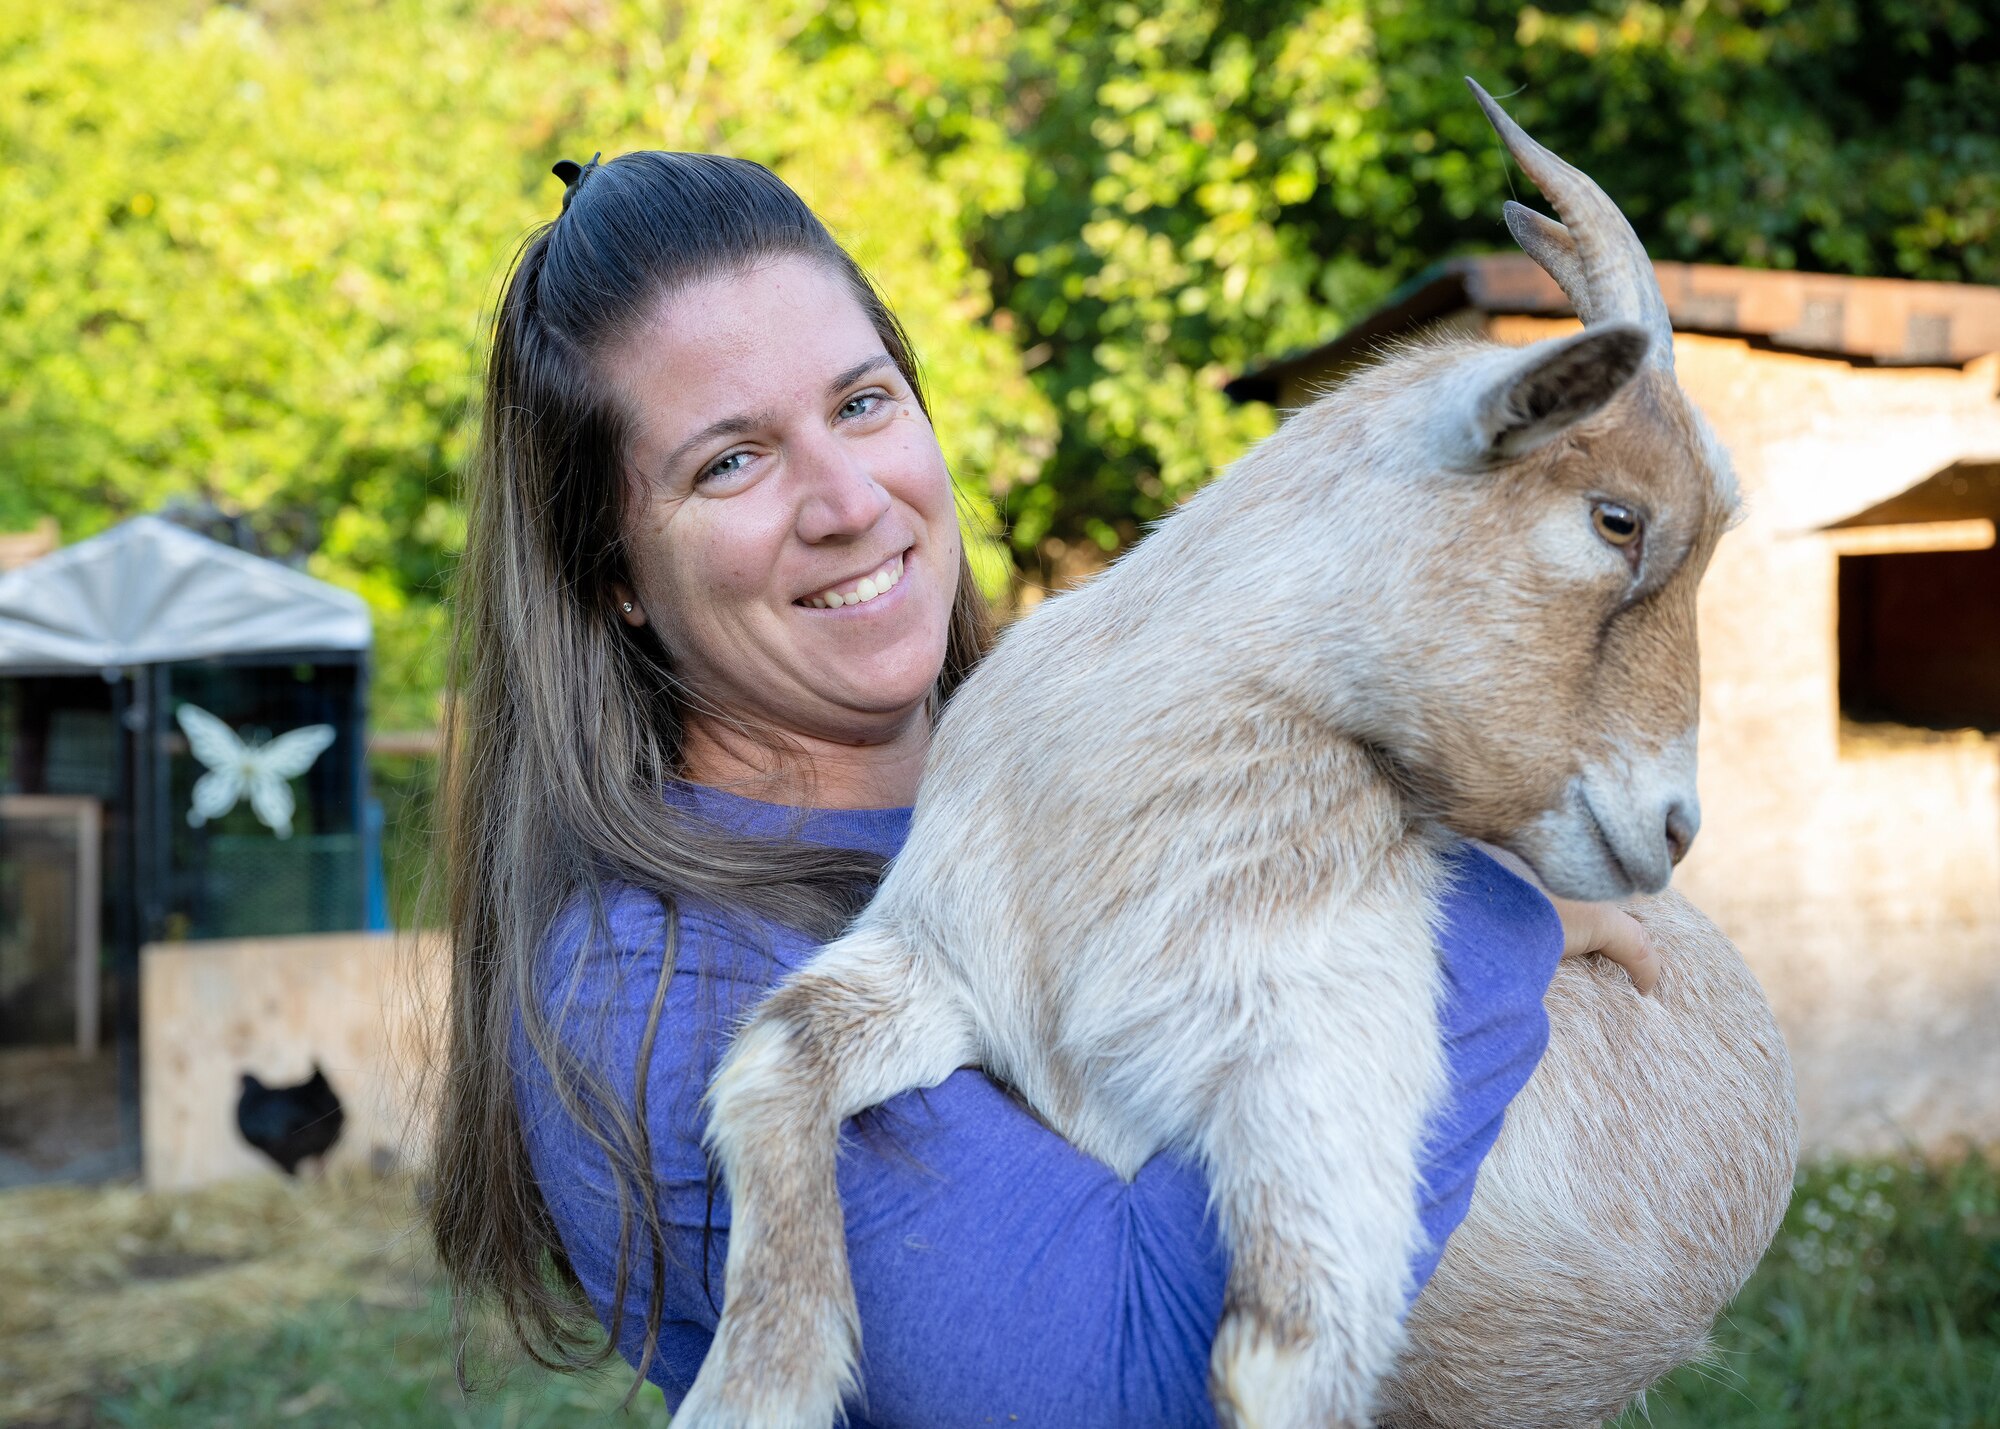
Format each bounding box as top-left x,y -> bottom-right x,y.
141,931 -> 446,1191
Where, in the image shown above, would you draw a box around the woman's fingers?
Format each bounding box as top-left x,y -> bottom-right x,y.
1595,909 -> 1660,995
1550,897 -> 1661,995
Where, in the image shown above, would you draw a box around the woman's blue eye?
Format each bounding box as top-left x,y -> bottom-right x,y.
701,451 -> 751,483
839,391 -> 885,420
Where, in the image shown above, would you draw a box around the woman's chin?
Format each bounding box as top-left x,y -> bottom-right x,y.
795,637 -> 947,716
787,672 -> 931,743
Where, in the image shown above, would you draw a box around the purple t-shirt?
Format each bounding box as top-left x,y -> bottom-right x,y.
516,782 -> 1563,1425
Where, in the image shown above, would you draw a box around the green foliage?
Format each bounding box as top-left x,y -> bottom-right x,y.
2,0 -> 1992,712
0,0 -> 519,725
371,749 -> 437,927
953,0 -> 2000,574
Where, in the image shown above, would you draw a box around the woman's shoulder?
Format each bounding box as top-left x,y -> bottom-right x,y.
1435,840 -> 1565,993
539,877 -> 808,993
523,880 -> 790,1122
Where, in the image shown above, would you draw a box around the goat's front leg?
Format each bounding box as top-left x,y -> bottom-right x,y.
676,925 -> 975,1429
1199,947 -> 1444,1429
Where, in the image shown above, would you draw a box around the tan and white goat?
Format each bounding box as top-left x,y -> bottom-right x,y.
676,83 -> 1796,1429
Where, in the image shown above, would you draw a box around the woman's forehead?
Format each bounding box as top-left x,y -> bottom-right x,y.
612,256 -> 888,424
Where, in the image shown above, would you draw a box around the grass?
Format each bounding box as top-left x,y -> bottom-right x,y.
1617,1149 -> 2000,1427
84,1293 -> 664,1429
4,1152 -> 1995,1427
0,1170 -> 665,1428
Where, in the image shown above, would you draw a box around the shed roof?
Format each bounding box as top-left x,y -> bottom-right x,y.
0,516 -> 371,673
1825,459 -> 2000,530
1225,255 -> 2000,404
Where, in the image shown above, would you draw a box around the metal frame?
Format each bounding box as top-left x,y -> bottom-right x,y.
0,794 -> 103,1053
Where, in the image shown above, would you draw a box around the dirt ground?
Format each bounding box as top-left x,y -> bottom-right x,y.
0,1169 -> 432,1425
0,1048 -> 127,1188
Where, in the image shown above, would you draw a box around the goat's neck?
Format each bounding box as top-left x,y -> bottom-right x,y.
1126,446 -> 1438,752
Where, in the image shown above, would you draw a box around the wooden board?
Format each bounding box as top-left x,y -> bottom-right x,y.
140,931 -> 446,1190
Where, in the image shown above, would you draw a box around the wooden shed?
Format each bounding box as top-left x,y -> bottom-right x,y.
1229,258 -> 2000,1155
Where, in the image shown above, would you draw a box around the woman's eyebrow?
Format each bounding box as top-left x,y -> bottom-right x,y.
660,412 -> 765,476
656,356 -> 896,478
825,354 -> 894,398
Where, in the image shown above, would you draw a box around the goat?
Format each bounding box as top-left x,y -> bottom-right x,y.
676,82 -> 1797,1429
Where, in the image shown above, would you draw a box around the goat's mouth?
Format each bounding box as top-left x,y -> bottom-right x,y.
1506,787 -> 1657,902
1580,793 -> 1637,890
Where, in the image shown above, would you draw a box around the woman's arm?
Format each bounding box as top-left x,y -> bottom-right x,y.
518,845 -> 1561,1428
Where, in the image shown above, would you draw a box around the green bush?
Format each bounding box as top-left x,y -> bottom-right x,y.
371,750 -> 438,930
5,0 -> 1993,717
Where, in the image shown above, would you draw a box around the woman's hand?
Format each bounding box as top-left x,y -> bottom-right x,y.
1469,839 -> 1662,996
1547,895 -> 1659,995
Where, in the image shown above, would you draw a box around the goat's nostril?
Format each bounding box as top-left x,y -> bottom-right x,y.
1664,804 -> 1698,865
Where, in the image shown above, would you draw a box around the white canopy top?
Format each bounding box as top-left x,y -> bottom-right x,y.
0,516 -> 371,672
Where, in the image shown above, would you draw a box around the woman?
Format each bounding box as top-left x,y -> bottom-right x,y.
427,150 -> 1656,1424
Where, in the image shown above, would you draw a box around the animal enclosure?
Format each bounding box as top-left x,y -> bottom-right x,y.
0,516 -> 385,1185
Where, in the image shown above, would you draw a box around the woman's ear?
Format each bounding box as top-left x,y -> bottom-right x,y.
610,581 -> 648,627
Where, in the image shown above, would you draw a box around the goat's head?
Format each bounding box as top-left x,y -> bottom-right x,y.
1268,82 -> 1739,901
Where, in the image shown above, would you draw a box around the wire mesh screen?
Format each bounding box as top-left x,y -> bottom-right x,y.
193,834 -> 364,939
0,676 -> 119,802
162,657 -> 365,940
43,710 -> 119,802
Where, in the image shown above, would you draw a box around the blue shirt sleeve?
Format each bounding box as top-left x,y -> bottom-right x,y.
515,843 -> 1561,1428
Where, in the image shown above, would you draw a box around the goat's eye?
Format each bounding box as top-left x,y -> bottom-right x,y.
1592,501 -> 1642,549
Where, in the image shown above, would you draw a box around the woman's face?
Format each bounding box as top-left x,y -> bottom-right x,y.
604,255 -> 961,752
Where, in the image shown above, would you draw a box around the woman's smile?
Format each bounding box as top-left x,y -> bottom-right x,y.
796,546 -> 911,610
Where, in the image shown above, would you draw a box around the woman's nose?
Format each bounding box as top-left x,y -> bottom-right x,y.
794,438 -> 892,543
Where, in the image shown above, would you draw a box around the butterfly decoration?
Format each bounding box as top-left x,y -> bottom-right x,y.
175,703 -> 336,840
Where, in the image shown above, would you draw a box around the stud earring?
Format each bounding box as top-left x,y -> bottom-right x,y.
621,602 -> 634,613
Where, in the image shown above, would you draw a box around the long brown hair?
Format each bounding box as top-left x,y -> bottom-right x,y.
427,151 -> 992,1390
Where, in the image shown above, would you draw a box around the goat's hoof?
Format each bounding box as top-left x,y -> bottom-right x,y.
674,1316 -> 849,1429
1210,1310 -> 1312,1429
1210,1310 -> 1370,1429
674,1378 -> 829,1429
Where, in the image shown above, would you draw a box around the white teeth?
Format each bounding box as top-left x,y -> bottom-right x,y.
801,552 -> 906,609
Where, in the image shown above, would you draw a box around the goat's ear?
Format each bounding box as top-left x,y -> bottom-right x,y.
1463,323 -> 1651,464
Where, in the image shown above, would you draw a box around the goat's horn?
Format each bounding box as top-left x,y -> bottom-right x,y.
1467,78 -> 1675,374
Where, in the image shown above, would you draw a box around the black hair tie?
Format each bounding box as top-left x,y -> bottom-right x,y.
552,152 -> 603,213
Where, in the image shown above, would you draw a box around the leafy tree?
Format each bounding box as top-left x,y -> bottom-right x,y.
0,0 -> 1053,725
2,0 -> 1991,713
927,0 -> 1998,581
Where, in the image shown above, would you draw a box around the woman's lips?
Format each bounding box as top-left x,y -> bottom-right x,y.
796,548 -> 910,610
